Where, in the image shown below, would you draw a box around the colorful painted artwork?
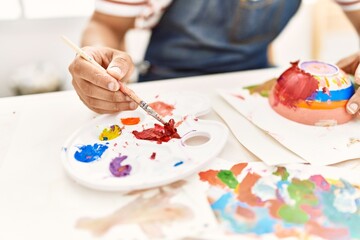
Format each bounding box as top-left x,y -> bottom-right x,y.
269,61 -> 355,126
218,76 -> 360,165
61,92 -> 228,191
199,162 -> 360,240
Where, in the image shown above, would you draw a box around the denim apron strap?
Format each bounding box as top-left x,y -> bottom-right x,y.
139,0 -> 301,82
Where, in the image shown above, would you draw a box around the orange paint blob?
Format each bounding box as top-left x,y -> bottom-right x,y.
237,173 -> 264,207
121,117 -> 140,125
199,170 -> 226,188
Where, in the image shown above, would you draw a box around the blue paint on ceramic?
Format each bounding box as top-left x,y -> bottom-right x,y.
74,143 -> 108,163
310,85 -> 355,101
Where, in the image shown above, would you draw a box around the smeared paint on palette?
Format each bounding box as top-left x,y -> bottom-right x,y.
132,118 -> 180,144
121,117 -> 140,125
99,125 -> 122,141
74,143 -> 108,163
61,92 -> 227,191
109,154 -> 131,177
149,101 -> 175,117
199,162 -> 360,239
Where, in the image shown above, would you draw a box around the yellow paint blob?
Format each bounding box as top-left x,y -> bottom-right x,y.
99,125 -> 122,141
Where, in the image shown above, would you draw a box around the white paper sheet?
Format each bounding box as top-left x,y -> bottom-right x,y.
218,87 -> 360,166
212,97 -> 307,166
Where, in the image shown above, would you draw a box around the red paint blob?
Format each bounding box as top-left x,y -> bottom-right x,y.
149,101 -> 175,117
273,61 -> 318,108
150,152 -> 156,160
132,119 -> 180,144
121,117 -> 140,125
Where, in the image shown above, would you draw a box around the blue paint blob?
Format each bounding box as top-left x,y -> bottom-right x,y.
74,143 -> 108,163
174,161 -> 184,167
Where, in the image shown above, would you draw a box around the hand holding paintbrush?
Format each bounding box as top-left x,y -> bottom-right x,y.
62,36 -> 167,125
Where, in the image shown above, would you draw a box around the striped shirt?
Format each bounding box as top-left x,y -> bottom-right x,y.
95,0 -> 173,28
94,0 -> 360,29
334,0 -> 360,11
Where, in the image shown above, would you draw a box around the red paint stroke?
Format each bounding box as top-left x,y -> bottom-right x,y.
322,87 -> 330,96
232,94 -> 245,100
236,205 -> 255,220
306,220 -> 350,240
149,101 -> 175,117
268,199 -> 285,218
274,224 -> 302,239
310,175 -> 330,191
236,172 -> 265,207
273,61 -> 318,108
121,117 -> 140,125
230,163 -> 248,176
150,152 -> 156,160
132,119 -> 180,144
300,205 -> 323,219
174,116 -> 187,128
199,170 -> 226,188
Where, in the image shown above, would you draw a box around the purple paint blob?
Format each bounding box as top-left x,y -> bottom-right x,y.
74,143 -> 108,163
109,154 -> 132,177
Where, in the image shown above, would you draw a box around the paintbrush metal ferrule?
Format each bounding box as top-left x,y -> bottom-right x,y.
139,101 -> 167,125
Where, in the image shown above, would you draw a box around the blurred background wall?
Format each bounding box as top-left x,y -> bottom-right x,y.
0,0 -> 358,97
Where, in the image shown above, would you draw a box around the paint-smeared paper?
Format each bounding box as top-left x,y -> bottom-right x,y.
75,180 -> 217,239
218,87 -> 360,165
189,160 -> 360,240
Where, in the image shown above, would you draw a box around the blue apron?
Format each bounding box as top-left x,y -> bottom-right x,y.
139,0 -> 301,82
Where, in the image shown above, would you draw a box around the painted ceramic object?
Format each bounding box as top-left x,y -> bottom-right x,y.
269,60 -> 355,126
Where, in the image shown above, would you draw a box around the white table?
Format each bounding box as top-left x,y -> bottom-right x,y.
1,68 -> 359,240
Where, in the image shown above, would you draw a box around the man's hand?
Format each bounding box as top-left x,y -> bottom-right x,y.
69,46 -> 137,114
337,52 -> 360,117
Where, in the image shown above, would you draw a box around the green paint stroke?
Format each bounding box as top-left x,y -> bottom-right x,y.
288,178 -> 318,206
273,166 -> 289,181
278,205 -> 309,224
217,170 -> 238,189
243,78 -> 276,97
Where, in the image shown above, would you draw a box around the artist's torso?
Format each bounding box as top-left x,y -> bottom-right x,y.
140,0 -> 301,81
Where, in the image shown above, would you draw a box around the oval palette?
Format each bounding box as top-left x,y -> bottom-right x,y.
61,92 -> 228,192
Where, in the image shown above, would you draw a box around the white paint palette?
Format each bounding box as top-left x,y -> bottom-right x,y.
61,92 -> 228,192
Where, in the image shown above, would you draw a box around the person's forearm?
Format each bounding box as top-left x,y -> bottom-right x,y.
343,10 -> 360,37
81,20 -> 125,50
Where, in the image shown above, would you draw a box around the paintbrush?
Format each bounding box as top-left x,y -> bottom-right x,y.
61,35 -> 167,125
